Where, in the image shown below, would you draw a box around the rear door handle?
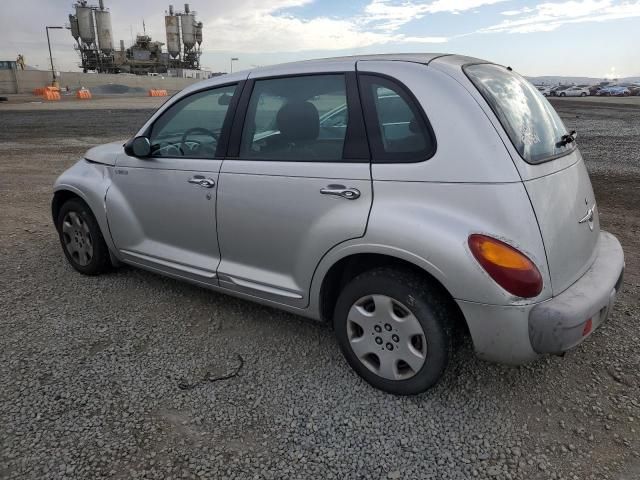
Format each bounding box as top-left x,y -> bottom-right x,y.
188,175 -> 215,188
320,184 -> 361,200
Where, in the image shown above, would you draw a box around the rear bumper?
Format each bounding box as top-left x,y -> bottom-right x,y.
457,231 -> 624,364
528,231 -> 624,354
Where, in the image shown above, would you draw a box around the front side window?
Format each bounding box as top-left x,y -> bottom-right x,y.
239,75 -> 348,161
149,84 -> 237,158
465,64 -> 575,164
360,75 -> 435,163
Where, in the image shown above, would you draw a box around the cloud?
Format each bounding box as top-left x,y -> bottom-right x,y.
363,0 -> 510,32
501,7 -> 536,15
202,0 -> 511,53
487,0 -> 640,33
202,0 -> 455,53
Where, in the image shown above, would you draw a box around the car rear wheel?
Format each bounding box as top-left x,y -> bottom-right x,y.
333,267 -> 453,395
560,92 -> 566,97
56,198 -> 111,275
580,92 -> 587,97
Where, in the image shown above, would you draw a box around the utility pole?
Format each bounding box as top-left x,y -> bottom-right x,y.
230,57 -> 238,74
46,26 -> 66,87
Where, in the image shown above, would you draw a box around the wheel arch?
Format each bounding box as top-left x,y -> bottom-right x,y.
52,188 -> 86,228
314,249 -> 468,337
53,186 -> 122,267
53,159 -> 118,248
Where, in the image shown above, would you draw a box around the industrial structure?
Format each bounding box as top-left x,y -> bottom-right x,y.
165,4 -> 203,71
68,1 -> 203,75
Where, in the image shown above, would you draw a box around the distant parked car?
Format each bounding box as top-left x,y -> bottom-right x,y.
535,85 -> 551,96
589,85 -> 604,96
558,86 -> 589,97
623,84 -> 640,96
598,86 -> 631,97
550,85 -> 571,97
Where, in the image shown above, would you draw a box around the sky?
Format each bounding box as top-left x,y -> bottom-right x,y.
1,0 -> 639,78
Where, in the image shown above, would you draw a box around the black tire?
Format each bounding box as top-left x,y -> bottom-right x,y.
333,267 -> 453,395
581,92 -> 587,97
56,198 -> 111,275
560,92 -> 566,97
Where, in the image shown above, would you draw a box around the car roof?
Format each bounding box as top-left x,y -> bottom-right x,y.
187,53 -> 490,91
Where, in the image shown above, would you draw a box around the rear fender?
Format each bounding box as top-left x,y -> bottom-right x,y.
309,180 -> 552,315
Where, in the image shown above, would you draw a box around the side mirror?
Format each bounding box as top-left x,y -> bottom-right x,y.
125,136 -> 151,157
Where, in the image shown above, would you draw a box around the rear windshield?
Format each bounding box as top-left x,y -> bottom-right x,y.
465,64 -> 575,164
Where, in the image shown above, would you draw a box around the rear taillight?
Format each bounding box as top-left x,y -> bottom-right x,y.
468,234 -> 543,298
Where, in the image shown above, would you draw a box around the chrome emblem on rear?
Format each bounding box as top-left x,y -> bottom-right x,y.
579,204 -> 596,231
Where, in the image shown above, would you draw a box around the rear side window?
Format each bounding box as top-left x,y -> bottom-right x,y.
465,64 -> 575,164
239,75 -> 348,161
359,75 -> 435,163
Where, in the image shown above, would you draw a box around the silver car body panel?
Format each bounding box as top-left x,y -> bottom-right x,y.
84,141 -> 123,166
53,159 -> 116,255
216,161 -> 372,307
429,56 -> 602,295
528,232 -> 623,354
461,231 -> 623,364
105,155 -> 223,285
356,180 -> 551,305
523,154 -> 600,294
456,300 -> 539,364
52,54 -> 624,366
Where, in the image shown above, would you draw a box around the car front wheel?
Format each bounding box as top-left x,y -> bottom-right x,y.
333,267 -> 453,395
56,198 -> 111,275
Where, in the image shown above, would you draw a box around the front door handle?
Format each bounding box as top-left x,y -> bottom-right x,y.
320,184 -> 361,200
188,175 -> 215,188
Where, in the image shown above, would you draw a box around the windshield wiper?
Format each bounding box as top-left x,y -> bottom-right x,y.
556,130 -> 577,147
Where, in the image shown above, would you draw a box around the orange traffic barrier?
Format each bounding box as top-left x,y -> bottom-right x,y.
34,86 -> 60,97
148,89 -> 168,97
76,89 -> 92,100
43,90 -> 61,101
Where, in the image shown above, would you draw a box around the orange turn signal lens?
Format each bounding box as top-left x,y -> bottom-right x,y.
468,234 -> 543,298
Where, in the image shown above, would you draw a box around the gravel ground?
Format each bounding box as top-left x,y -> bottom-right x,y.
0,98 -> 638,480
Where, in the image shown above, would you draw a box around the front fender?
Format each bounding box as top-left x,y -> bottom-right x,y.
53,159 -> 117,255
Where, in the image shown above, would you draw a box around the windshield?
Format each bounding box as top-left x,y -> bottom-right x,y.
465,63 -> 575,164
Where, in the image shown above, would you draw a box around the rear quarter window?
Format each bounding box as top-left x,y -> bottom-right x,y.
359,75 -> 435,163
464,64 -> 575,164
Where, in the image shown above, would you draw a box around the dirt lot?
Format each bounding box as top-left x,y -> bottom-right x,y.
0,96 -> 638,480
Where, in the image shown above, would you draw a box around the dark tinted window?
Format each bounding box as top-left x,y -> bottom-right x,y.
149,84 -> 237,158
465,64 -> 575,164
239,75 -> 348,161
360,75 -> 435,163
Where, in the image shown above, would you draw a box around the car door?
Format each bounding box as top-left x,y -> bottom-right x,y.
105,83 -> 240,285
216,70 -> 372,308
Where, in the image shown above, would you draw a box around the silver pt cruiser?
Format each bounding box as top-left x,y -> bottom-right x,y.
53,54 -> 625,395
